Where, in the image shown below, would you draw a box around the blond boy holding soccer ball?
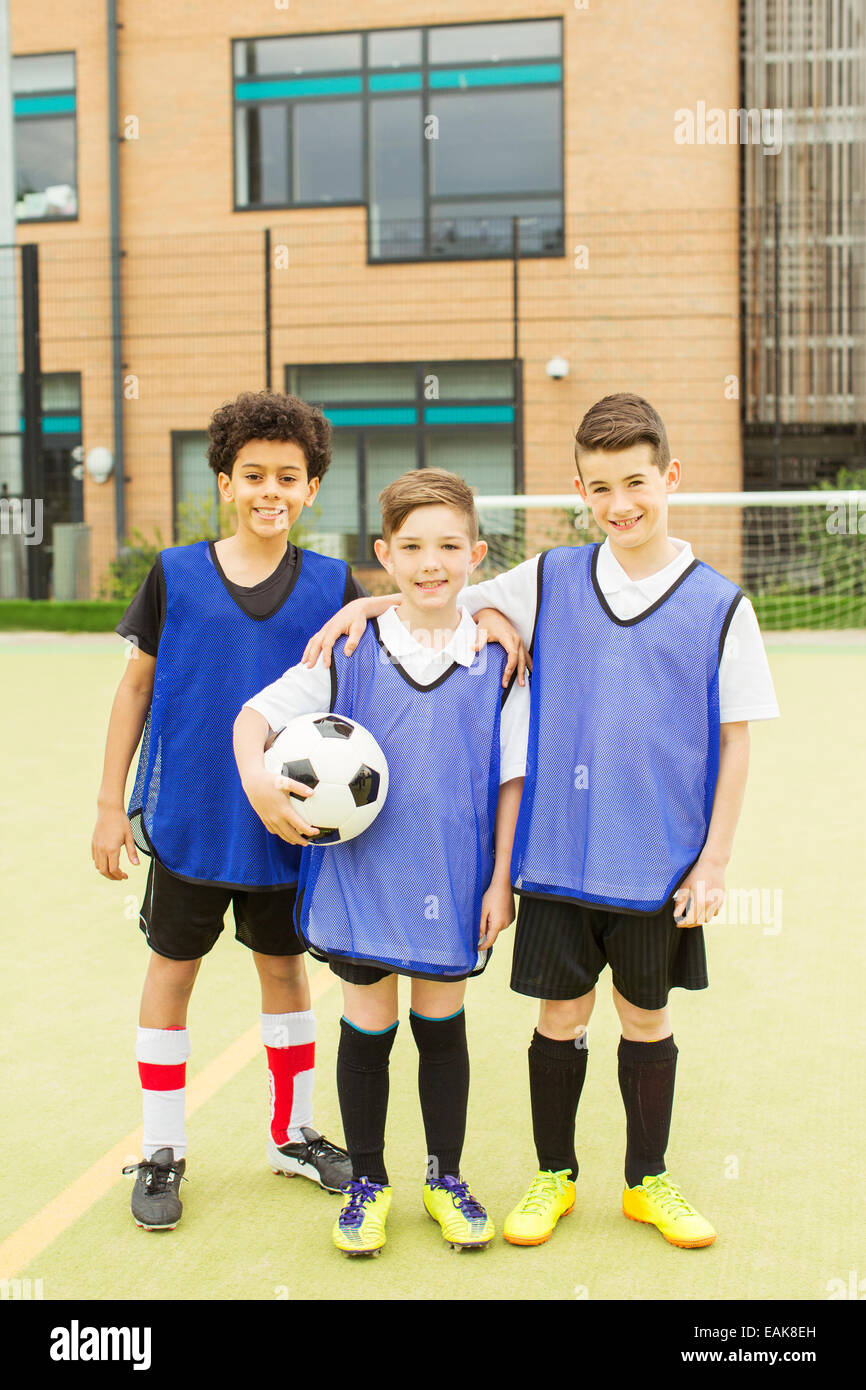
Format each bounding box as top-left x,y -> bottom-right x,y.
235,469 -> 528,1256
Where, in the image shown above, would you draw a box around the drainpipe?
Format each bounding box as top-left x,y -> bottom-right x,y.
107,0 -> 126,547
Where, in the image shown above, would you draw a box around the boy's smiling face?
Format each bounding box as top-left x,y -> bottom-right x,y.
218,438 -> 318,540
374,503 -> 487,615
574,442 -> 680,554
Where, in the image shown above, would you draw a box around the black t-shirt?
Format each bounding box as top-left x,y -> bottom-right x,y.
116,541 -> 368,657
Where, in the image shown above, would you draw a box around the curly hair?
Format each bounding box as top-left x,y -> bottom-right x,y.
207,390 -> 332,481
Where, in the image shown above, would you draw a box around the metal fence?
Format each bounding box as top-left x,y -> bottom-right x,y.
1,205 -> 864,599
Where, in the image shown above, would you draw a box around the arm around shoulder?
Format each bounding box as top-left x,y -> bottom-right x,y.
301,592 -> 400,669
457,554 -> 540,645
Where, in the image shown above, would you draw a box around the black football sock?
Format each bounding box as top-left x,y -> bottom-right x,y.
409,1008 -> 470,1180
617,1034 -> 679,1189
528,1029 -> 588,1181
336,1016 -> 398,1185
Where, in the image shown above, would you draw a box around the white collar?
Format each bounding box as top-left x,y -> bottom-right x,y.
596,536 -> 694,595
376,604 -> 478,668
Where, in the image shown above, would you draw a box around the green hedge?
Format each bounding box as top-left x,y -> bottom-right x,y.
0,600 -> 127,632
1,594 -> 863,635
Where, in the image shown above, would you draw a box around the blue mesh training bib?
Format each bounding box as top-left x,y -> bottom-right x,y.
128,541 -> 349,887
296,621 -> 507,978
511,544 -> 742,913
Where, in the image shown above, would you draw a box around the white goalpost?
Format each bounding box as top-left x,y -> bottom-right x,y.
472,491 -> 866,631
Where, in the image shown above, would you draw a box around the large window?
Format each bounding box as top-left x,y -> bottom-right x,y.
172,433 -> 218,544
12,373 -> 83,598
13,53 -> 77,222
285,360 -> 520,562
234,20 -> 563,261
17,371 -> 82,440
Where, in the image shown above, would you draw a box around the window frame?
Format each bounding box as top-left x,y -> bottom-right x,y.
171,430 -> 219,545
13,49 -> 78,225
284,357 -> 523,562
232,18 -> 565,263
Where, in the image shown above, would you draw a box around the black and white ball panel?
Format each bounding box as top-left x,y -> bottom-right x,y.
262,712 -> 389,844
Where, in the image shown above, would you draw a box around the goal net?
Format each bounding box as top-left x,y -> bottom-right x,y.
472,491 -> 866,631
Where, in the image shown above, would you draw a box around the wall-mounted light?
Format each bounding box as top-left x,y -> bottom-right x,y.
545,356 -> 570,380
85,447 -> 114,484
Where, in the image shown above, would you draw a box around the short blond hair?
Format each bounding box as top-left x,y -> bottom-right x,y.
378,468 -> 478,543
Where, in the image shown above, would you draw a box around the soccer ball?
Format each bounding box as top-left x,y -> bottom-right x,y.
263,712 -> 389,845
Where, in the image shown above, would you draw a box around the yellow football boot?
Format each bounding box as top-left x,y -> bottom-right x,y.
332,1178 -> 392,1256
503,1169 -> 576,1246
622,1171 -> 716,1248
423,1175 -> 494,1250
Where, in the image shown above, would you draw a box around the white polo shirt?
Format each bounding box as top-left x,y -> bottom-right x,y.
245,603 -> 530,783
459,538 -> 780,723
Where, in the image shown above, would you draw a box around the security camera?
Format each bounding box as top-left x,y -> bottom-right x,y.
546,356 -> 570,380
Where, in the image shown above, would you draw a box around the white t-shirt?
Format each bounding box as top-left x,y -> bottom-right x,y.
459,538 -> 780,723
245,603 -> 530,783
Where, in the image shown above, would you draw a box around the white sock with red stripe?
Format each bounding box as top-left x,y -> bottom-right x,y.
136,1026 -> 191,1160
261,1011 -> 316,1145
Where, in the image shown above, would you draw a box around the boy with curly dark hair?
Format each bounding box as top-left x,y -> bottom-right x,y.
92,390 -> 362,1231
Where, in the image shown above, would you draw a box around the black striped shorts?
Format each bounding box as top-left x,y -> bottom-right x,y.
510,893 -> 709,1012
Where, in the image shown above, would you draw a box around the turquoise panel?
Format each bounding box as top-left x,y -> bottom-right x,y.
20,415 -> 82,434
423,405 -> 514,424
235,75 -> 362,100
14,94 -> 75,115
368,72 -> 422,93
324,407 -> 417,427
429,64 -> 560,90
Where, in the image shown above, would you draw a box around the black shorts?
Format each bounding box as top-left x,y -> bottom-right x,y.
510,894 -> 708,1012
327,956 -> 394,986
324,952 -> 490,987
138,856 -> 306,962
